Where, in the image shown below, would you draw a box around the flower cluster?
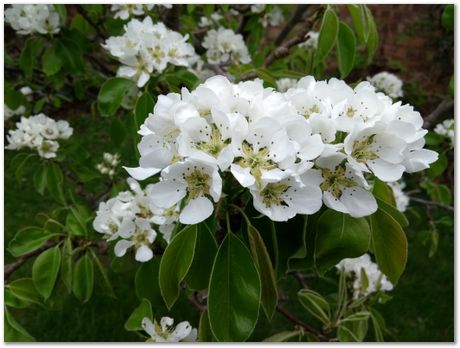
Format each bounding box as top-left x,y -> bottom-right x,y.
198,12 -> 223,28
4,87 -> 33,121
6,114 -> 73,158
367,71 -> 404,99
93,178 -> 179,262
434,118 -> 454,144
276,78 -> 298,92
336,254 -> 394,299
202,27 -> 251,65
142,317 -> 197,342
4,4 -> 60,35
103,17 -> 197,87
125,75 -> 437,223
261,6 -> 284,28
299,31 -> 319,50
110,4 -> 173,20
96,152 -> 121,178
388,180 -> 410,212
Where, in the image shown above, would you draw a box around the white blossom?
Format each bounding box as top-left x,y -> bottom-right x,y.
5,4 -> 60,35
299,31 -> 319,50
336,254 -> 394,299
4,104 -> 25,121
96,152 -> 121,178
261,6 -> 284,28
367,71 -> 404,99
93,178 -> 179,262
434,118 -> 454,144
202,27 -> 251,65
125,75 -> 437,223
387,181 -> 410,212
142,317 -> 197,342
276,78 -> 297,92
6,114 -> 73,158
250,4 -> 266,14
103,17 -> 197,87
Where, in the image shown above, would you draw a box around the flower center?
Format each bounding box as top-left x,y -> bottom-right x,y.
351,135 -> 378,163
260,183 -> 289,207
132,227 -> 150,247
196,125 -> 229,156
236,141 -> 277,186
185,168 -> 211,199
320,166 -> 356,199
346,106 -> 357,118
302,104 -> 319,119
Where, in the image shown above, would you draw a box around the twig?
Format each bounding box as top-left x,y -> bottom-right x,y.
290,271 -> 310,289
409,197 -> 454,212
423,97 -> 454,129
5,241 -> 58,282
276,305 -> 328,341
275,5 -> 310,46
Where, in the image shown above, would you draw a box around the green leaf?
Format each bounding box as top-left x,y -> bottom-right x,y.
186,218 -> 218,290
42,43 -> 62,76
33,163 -> 48,195
376,198 -> 409,228
14,154 -> 34,180
198,310 -> 216,342
90,249 -> 116,298
370,209 -> 408,284
337,311 -> 370,342
124,298 -> 153,331
5,287 -> 31,309
442,4 -> 454,31
135,257 -> 164,307
429,183 -> 452,205
175,68 -> 200,90
315,209 -> 370,272
65,206 -> 87,236
286,216 -> 309,272
365,7 -> 379,64
247,224 -> 278,320
71,14 -> 95,36
297,289 -> 331,325
4,307 -> 35,342
7,278 -> 42,306
427,153 -> 448,178
263,330 -> 302,342
135,92 -> 154,128
315,8 -> 339,65
98,77 -> 136,117
369,308 -> 385,342
159,225 -> 197,309
372,178 -> 396,206
337,22 -> 356,78
208,233 -> 261,341
109,117 -> 126,146
53,4 -> 67,23
449,75 -> 454,96
347,5 -> 369,45
56,38 -> 85,74
72,253 -> 94,302
19,37 -> 44,78
32,246 -> 61,300
61,238 -> 73,292
8,227 -> 59,257
47,162 -> 66,205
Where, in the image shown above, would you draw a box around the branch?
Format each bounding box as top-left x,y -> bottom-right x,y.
275,5 -> 310,46
164,5 -> 182,31
276,305 -> 328,341
5,241 -> 58,282
423,97 -> 454,129
409,197 -> 454,212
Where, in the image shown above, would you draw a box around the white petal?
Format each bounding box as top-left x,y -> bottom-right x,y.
288,186 -> 323,215
160,317 -> 174,332
180,196 -> 214,224
323,191 -> 348,214
171,321 -> 192,341
150,181 -> 187,208
135,245 -> 153,262
124,166 -> 160,180
114,240 -> 134,257
141,318 -> 157,338
230,164 -> 255,187
368,159 -> 405,182
118,217 -> 135,238
340,187 -> 378,218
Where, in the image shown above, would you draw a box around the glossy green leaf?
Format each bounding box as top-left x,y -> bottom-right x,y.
61,238 -> 73,292
347,5 -> 369,45
427,152 -> 448,178
315,8 -> 339,65
263,330 -> 302,342
287,216 -> 309,272
14,153 -> 34,180
4,287 -> 31,309
376,198 -> 409,228
337,22 -> 356,78
33,164 -> 48,195
198,310 -> 216,342
208,233 -> 261,342
337,311 -> 370,342
56,37 -> 85,74
369,308 -> 385,342
98,77 -> 135,117
19,37 -> 44,78
4,307 -> 35,342
47,162 -> 66,205
125,298 -> 153,331
247,224 -> 278,320
429,183 -> 452,205
135,257 -> 164,307
42,43 -> 62,76
442,4 -> 454,31
8,227 -> 59,257
90,249 -> 116,298
297,289 -> 331,325
72,253 -> 94,302
32,246 -> 61,300
372,178 -> 396,206
159,225 -> 197,309
7,278 -> 42,306
315,209 -> 370,272
135,92 -> 154,128
365,7 -> 379,64
370,209 -> 408,284
186,218 -> 218,290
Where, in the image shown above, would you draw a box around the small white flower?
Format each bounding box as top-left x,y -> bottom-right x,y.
5,4 -> 60,35
299,31 -> 319,50
114,217 -> 157,262
434,118 -> 454,144
250,4 -> 266,14
387,181 -> 410,212
97,152 -> 120,178
261,6 -> 284,28
367,71 -> 404,99
276,78 -> 297,92
336,254 -> 393,299
142,317 -> 197,342
202,27 -> 251,65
